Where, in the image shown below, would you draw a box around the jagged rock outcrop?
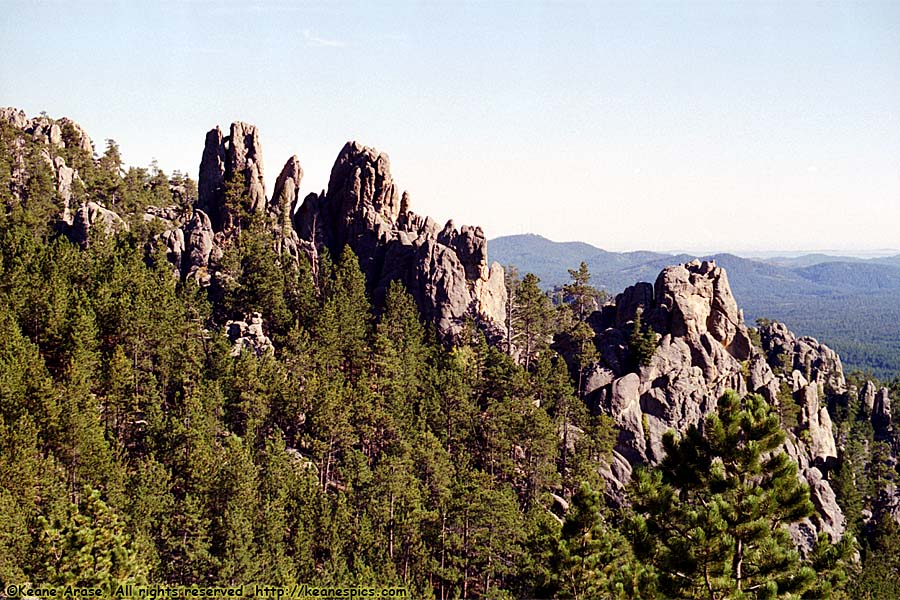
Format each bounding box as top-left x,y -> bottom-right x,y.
72,201 -> 128,247
583,260 -> 845,550
27,116 -> 63,148
759,321 -> 846,393
1,107 -> 28,129
185,124 -> 507,342
142,205 -> 190,278
226,312 -> 274,357
270,156 -> 316,268
53,156 -> 79,225
295,141 -> 507,342
756,321 -> 844,467
183,209 -> 218,285
1,108 -> 117,245
873,387 -> 892,429
791,466 -> 846,547
588,261 -> 754,493
197,122 -> 266,232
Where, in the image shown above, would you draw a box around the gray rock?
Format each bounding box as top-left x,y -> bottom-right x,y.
143,205 -> 185,226
614,282 -> 653,329
197,127 -> 227,230
874,387 -> 892,429
295,141 -> 507,343
26,116 -> 63,147
53,156 -> 77,225
230,122 -> 266,214
861,381 -> 877,417
71,201 -> 128,247
271,155 -> 303,223
759,321 -> 846,393
584,260 -> 844,549
197,121 -> 266,233
1,107 -> 28,129
803,466 -> 845,544
226,312 -> 274,357
184,209 -> 217,285
798,385 -> 838,462
270,155 -> 311,264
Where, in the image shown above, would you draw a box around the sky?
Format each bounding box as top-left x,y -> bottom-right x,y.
2,0 -> 899,254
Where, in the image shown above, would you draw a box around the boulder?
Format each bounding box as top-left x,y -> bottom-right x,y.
71,201 -> 128,247
226,312 -> 274,357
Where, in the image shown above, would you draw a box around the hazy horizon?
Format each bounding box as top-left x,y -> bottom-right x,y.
488,231 -> 900,258
3,1 -> 898,254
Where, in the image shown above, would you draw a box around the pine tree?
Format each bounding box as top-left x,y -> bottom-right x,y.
551,482 -> 656,599
562,261 -> 602,321
627,307 -> 657,371
314,246 -> 371,381
513,272 -> 554,371
373,281 -> 431,435
39,487 -> 148,592
627,391 -> 823,599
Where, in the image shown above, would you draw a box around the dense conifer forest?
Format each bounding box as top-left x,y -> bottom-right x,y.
1,115 -> 899,599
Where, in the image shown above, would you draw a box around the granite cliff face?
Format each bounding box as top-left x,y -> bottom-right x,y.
1,108 -> 506,345
295,141 -> 507,343
581,259 -> 846,549
197,122 -> 267,232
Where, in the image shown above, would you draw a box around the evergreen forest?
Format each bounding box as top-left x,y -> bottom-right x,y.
1,116 -> 899,600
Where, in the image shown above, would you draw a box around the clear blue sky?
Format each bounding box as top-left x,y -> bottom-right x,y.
2,1 -> 899,253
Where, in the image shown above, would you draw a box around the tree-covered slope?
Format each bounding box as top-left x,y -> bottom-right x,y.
2,108 -> 897,598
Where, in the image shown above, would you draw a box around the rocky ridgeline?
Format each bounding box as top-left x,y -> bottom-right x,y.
187,126 -> 507,343
1,107 -> 128,245
295,141 -> 506,342
582,259 -> 845,549
9,107 -> 890,542
1,108 -> 506,344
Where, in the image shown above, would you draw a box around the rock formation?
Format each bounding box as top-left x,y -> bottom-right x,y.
226,312 -> 274,357
197,122 -> 266,232
270,156 -> 316,268
873,387 -> 892,429
0,107 -> 108,241
581,259 -> 845,550
4,108 -> 507,343
183,209 -> 218,285
759,321 -> 846,393
71,201 -> 129,247
294,141 -> 507,342
53,155 -> 80,225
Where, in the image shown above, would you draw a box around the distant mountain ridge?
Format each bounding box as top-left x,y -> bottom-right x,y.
490,234 -> 900,378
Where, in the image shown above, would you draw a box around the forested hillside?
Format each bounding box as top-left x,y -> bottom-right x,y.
1,109 -> 899,598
